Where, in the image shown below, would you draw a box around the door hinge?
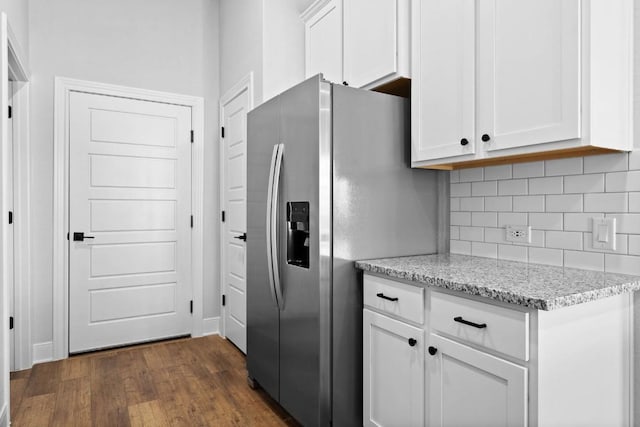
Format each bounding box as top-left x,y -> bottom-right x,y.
221,126 -> 225,138
190,215 -> 194,228
221,210 -> 225,222
222,295 -> 226,306
190,130 -> 194,143
9,316 -> 13,330
8,105 -> 12,119
67,232 -> 69,240
8,211 -> 12,224
190,300 -> 193,314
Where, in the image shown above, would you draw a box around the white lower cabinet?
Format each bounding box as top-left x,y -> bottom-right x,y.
427,334 -> 527,427
363,273 -> 633,427
363,309 -> 424,427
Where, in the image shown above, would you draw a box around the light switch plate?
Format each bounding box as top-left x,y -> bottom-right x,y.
592,217 -> 616,250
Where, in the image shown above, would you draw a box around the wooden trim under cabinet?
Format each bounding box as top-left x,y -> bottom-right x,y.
417,146 -> 621,170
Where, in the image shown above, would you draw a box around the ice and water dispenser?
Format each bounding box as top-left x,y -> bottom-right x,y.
286,202 -> 309,268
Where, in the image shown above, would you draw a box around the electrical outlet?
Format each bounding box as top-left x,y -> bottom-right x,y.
506,225 -> 531,243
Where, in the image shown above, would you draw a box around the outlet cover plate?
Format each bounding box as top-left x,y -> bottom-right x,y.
506,225 -> 532,243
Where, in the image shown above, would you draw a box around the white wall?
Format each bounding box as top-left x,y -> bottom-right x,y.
0,0 -> 28,55
28,0 -> 220,355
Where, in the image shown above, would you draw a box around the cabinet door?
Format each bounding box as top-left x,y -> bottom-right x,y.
477,0 -> 580,152
363,309 -> 424,427
343,0 -> 407,88
428,334 -> 527,427
412,0 -> 476,164
304,0 -> 343,84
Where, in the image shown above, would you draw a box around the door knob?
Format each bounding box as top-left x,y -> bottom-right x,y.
460,138 -> 469,146
234,233 -> 247,241
428,346 -> 438,356
73,232 -> 95,241
408,338 -> 417,347
481,134 -> 491,142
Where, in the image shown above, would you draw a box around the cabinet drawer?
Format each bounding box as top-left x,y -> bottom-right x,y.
431,292 -> 529,361
363,274 -> 424,324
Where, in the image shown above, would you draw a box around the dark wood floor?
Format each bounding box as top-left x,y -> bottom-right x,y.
10,336 -> 299,426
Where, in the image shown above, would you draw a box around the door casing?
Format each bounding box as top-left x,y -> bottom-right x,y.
53,77 -> 205,360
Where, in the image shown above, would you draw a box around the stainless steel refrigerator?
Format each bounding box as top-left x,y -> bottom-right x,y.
246,75 -> 439,427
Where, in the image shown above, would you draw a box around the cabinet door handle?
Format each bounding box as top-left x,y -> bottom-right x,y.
454,316 -> 487,329
408,338 -> 417,347
376,293 -> 398,302
460,138 -> 469,146
481,134 -> 491,142
428,346 -> 437,356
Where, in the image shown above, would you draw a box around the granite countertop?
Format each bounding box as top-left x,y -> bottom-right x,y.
355,254 -> 640,310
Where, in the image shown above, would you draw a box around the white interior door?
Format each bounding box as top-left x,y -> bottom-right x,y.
69,91 -> 192,353
6,82 -> 13,371
221,85 -> 250,353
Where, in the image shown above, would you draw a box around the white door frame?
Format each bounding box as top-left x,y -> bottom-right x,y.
5,16 -> 30,373
219,72 -> 254,340
53,77 -> 205,360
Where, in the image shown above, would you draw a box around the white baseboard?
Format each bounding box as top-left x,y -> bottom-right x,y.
202,317 -> 220,336
0,402 -> 8,427
32,341 -> 53,364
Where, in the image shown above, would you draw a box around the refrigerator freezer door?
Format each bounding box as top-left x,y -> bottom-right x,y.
277,76 -> 332,427
247,95 -> 281,400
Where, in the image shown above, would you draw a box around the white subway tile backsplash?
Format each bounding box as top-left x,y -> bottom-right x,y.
584,193 -> 628,212
545,157 -> 583,176
564,251 -> 605,271
459,226 -> 484,242
451,212 -> 471,226
545,231 -> 583,250
564,213 -> 604,232
564,174 -> 604,194
472,242 -> 498,259
630,193 -> 640,212
583,153 -> 629,174
484,196 -> 513,212
498,245 -> 528,262
529,213 -> 563,230
459,167 -> 484,182
450,226 -> 460,240
629,235 -> 640,256
513,161 -> 545,178
605,214 -> 640,234
484,227 -> 509,244
472,212 -> 498,227
472,181 -> 498,197
545,195 -> 583,212
584,233 -> 628,254
498,212 -> 528,227
451,183 -> 471,197
449,154 -> 640,269
529,247 -> 563,266
529,177 -> 563,195
450,240 -> 471,255
498,179 -> 528,196
484,165 -> 512,181
606,170 -> 640,192
513,196 -> 545,212
605,254 -> 640,275
460,197 -> 484,212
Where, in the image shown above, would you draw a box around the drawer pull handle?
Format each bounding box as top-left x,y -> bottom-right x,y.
376,293 -> 398,302
454,316 -> 487,329
408,338 -> 417,347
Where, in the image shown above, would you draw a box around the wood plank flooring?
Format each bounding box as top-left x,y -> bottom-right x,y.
10,336 -> 300,427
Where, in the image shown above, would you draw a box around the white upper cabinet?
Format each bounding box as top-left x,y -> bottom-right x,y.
303,0 -> 343,85
412,0 -> 633,169
303,0 -> 410,89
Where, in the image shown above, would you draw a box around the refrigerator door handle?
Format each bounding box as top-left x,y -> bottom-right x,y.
271,143 -> 285,310
266,144 -> 280,309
